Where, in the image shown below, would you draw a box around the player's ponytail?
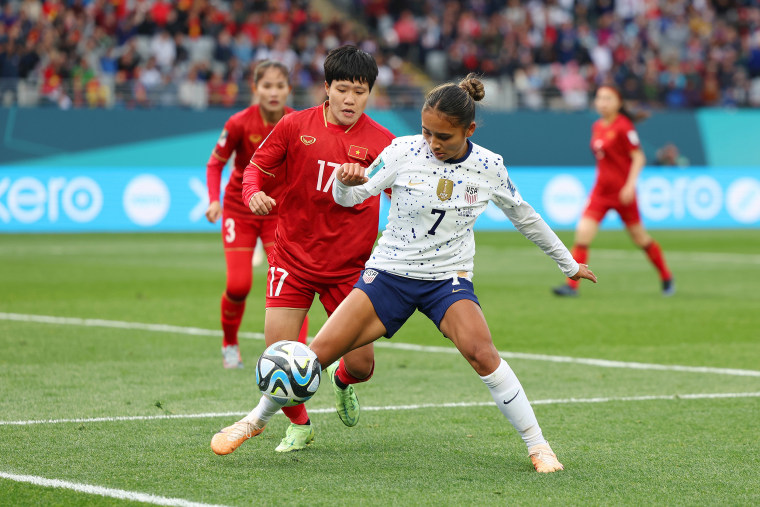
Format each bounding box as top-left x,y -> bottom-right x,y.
599,85 -> 649,124
423,73 -> 484,128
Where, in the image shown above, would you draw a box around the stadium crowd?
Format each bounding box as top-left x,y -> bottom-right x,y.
0,0 -> 758,110
353,0 -> 760,109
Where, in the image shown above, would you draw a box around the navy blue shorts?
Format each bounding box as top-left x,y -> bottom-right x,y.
353,269 -> 480,338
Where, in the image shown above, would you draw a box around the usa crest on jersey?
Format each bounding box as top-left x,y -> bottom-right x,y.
363,269 -> 378,284
464,184 -> 478,204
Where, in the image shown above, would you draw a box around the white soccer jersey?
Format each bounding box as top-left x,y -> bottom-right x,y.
334,135 -> 579,280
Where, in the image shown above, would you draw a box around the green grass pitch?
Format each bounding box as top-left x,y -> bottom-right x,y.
1,230 -> 759,506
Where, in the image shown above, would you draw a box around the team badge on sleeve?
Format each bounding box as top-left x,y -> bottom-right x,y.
217,129 -> 228,147
348,145 -> 368,161
437,178 -> 454,201
362,269 -> 378,284
464,184 -> 478,204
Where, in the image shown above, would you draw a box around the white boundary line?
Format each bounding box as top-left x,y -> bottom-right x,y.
2,392 -> 759,427
2,312 -> 759,378
0,471 -> 230,507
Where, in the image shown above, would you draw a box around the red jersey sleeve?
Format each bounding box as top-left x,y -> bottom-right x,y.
618,117 -> 640,152
241,115 -> 291,207
206,118 -> 240,203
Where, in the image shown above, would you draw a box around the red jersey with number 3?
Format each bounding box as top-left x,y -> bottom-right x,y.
208,104 -> 295,219
590,114 -> 640,197
242,102 -> 395,283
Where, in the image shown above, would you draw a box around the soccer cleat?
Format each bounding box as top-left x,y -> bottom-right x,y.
222,344 -> 243,369
529,443 -> 564,473
326,362 -> 360,427
552,285 -> 578,297
662,278 -> 676,297
274,423 -> 315,453
210,420 -> 263,455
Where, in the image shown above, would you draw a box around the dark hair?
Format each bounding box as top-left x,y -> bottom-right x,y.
597,85 -> 649,123
323,45 -> 378,90
253,60 -> 290,85
423,73 -> 485,128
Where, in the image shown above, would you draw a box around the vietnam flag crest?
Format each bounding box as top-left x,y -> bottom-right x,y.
348,145 -> 368,161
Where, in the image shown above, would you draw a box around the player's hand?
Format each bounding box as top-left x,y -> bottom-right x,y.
619,184 -> 636,205
570,263 -> 597,283
248,191 -> 276,215
337,163 -> 368,186
205,201 -> 222,223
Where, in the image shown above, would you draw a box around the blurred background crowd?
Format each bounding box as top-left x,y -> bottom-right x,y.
0,0 -> 758,110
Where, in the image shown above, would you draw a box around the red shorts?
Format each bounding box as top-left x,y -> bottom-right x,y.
582,192 -> 641,226
221,210 -> 277,250
265,260 -> 357,316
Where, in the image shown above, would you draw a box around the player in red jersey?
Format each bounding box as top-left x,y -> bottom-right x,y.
553,85 -> 674,297
205,60 -> 308,370
210,46 -> 395,454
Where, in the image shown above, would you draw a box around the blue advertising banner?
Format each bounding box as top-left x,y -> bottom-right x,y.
1,166 -> 758,233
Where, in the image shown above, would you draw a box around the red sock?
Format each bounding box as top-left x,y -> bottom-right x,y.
297,315 -> 309,344
568,245 -> 588,290
336,358 -> 375,385
644,241 -> 671,281
221,293 -> 246,347
282,404 -> 309,425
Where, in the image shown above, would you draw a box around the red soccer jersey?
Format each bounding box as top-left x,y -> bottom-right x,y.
589,114 -> 640,197
242,102 -> 395,283
207,104 -> 295,219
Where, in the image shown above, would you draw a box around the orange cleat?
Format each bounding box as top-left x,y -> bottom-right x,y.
211,421 -> 264,455
529,443 -> 564,473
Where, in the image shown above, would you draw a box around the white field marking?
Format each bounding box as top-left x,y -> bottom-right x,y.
2,392 -> 759,427
0,471 -> 230,507
2,312 -> 760,378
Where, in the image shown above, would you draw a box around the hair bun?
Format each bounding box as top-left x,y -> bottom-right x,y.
459,73 -> 485,102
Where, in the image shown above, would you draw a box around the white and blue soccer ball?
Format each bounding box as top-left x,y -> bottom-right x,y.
256,340 -> 321,407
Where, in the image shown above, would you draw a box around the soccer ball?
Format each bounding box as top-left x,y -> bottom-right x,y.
256,340 -> 321,407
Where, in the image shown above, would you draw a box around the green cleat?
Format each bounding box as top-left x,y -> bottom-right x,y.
274,423 -> 315,453
325,362 -> 360,427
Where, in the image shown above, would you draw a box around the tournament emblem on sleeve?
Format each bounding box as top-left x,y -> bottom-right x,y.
464,184 -> 478,204
362,269 -> 378,284
437,178 -> 454,201
217,129 -> 228,147
348,145 -> 368,161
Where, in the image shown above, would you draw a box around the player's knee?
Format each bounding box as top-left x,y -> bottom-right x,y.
224,288 -> 249,302
461,342 -> 499,376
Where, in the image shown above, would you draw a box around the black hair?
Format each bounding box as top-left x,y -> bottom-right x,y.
598,85 -> 649,123
423,73 -> 485,128
253,60 -> 290,86
323,45 -> 378,91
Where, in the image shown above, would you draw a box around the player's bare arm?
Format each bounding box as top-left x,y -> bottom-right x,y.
248,191 -> 276,215
205,200 -> 222,222
620,149 -> 645,205
570,263 -> 597,283
337,162 -> 369,186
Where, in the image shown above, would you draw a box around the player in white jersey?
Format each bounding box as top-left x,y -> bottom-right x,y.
231,74 -> 596,473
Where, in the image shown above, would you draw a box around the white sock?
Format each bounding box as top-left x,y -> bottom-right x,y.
242,395 -> 282,428
480,359 -> 546,449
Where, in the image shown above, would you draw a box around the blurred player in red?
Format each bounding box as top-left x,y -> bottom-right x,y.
553,85 -> 673,297
210,45 -> 394,454
205,60 -> 308,370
